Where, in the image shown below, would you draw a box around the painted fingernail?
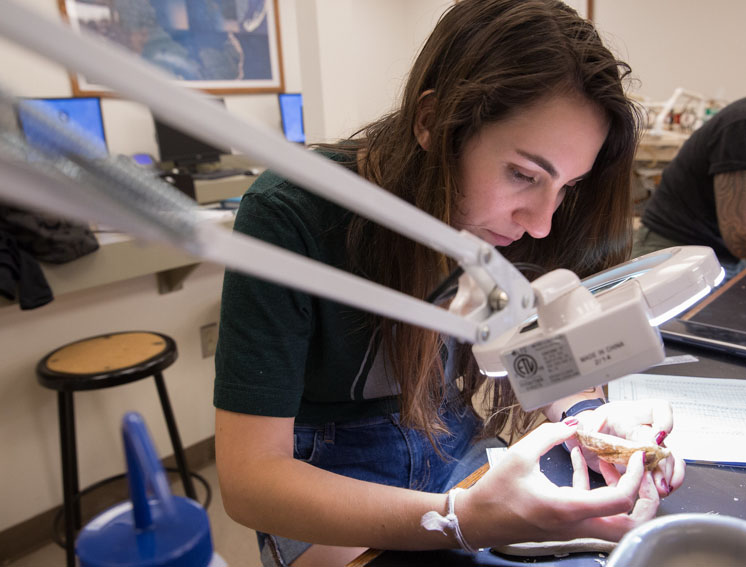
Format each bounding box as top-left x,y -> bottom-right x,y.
661,479 -> 670,495
655,431 -> 668,445
564,418 -> 579,426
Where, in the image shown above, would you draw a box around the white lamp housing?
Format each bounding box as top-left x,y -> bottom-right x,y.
582,246 -> 725,326
472,246 -> 723,410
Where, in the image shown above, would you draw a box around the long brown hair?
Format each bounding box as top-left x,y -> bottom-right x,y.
320,0 -> 642,443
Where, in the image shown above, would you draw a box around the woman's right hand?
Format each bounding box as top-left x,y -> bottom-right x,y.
457,421 -> 660,549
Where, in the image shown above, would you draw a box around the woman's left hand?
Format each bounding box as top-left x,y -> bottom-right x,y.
564,399 -> 686,498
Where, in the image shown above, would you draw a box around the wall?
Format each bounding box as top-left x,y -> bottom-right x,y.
298,0 -> 452,143
593,0 -> 746,103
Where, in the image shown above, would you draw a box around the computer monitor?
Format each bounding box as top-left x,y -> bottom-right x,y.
278,93 -> 305,144
17,97 -> 108,159
153,117 -> 228,172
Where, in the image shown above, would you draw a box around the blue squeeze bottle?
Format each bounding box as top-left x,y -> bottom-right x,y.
76,412 -> 226,567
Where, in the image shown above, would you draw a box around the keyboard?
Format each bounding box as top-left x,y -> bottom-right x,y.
191,168 -> 246,180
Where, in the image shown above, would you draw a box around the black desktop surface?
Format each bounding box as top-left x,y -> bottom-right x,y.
686,270 -> 746,332
361,343 -> 746,567
659,269 -> 746,358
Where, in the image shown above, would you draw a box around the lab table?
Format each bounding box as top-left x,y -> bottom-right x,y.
349,343 -> 746,567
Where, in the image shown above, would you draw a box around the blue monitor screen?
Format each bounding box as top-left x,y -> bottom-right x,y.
278,93 -> 305,144
18,97 -> 108,159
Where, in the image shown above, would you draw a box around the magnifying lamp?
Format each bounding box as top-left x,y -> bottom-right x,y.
469,247 -> 723,409
0,1 -> 723,412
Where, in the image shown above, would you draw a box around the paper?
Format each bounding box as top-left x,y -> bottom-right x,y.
608,373 -> 746,465
486,446 -> 507,468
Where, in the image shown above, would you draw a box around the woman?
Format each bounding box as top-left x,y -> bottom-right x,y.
214,1 -> 684,565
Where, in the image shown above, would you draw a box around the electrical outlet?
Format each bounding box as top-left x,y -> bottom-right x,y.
200,323 -> 219,358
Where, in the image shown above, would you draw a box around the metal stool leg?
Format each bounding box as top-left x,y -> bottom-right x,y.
58,390 -> 79,567
153,372 -> 197,500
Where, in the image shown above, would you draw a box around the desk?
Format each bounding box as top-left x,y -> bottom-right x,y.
0,209 -> 236,308
1,164 -> 249,309
350,345 -> 746,567
162,154 -> 260,204
193,174 -> 255,204
635,130 -> 688,167
632,130 -> 689,206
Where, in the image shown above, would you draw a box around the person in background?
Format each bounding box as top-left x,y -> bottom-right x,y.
214,2 -> 684,566
633,97 -> 746,280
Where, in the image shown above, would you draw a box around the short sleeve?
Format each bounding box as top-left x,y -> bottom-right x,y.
213,186 -> 313,417
708,119 -> 746,176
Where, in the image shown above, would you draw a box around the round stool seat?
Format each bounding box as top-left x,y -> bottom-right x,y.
37,331 -> 177,392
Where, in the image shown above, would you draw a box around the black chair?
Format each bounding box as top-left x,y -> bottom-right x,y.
37,330 -> 204,567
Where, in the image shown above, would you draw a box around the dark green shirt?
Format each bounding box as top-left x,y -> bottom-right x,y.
213,155 -> 400,424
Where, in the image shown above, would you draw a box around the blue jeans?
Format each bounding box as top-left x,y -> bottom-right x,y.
257,403 -> 502,566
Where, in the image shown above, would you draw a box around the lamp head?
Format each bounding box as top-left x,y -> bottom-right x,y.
473,246 -> 723,410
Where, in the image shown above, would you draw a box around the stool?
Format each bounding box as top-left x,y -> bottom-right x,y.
37,331 -> 199,567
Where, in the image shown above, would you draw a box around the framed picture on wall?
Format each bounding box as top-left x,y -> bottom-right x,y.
58,0 -> 284,96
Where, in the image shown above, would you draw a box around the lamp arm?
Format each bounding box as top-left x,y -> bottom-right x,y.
0,0 -> 535,344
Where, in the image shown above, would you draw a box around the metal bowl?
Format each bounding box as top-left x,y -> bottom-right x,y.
606,513 -> 746,567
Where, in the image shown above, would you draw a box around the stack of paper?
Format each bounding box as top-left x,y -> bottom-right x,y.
608,373 -> 746,465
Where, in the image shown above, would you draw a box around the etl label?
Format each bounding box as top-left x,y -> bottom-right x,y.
502,335 -> 580,393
